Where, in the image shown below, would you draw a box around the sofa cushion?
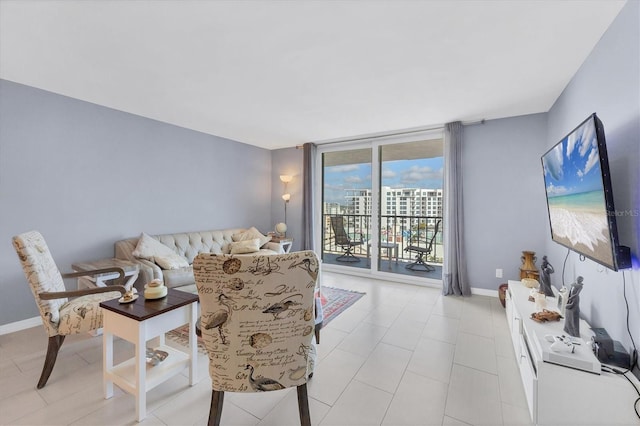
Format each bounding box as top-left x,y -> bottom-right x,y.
162,266 -> 195,289
232,227 -> 271,248
132,232 -> 189,270
230,239 -> 260,254
156,230 -> 239,263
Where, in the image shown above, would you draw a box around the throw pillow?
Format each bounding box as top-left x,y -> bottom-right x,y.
132,232 -> 189,270
232,227 -> 272,248
230,238 -> 261,254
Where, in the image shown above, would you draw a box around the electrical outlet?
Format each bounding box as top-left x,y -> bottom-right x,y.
496,268 -> 503,278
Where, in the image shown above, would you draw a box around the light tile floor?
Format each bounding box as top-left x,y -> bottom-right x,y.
0,272 -> 532,426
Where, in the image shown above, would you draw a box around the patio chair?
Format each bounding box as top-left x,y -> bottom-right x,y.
193,251 -> 319,426
330,216 -> 364,262
404,220 -> 441,272
12,231 -> 126,388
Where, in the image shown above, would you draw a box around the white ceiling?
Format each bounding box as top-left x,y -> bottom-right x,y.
0,1 -> 626,150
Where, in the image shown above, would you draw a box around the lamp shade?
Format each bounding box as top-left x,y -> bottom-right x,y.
279,175 -> 293,183
282,193 -> 291,202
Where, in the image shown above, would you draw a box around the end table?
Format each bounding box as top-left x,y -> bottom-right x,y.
100,289 -> 199,422
270,236 -> 293,253
72,258 -> 139,290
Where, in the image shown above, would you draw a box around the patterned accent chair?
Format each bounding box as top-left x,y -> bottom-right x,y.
12,231 -> 126,389
193,251 -> 319,426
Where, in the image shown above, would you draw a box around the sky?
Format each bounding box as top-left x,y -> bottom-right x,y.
324,157 -> 444,204
542,117 -> 605,198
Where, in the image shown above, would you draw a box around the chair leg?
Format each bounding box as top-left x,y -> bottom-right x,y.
405,252 -> 435,272
406,262 -> 435,272
314,297 -> 323,345
196,318 -> 202,337
296,383 -> 311,426
37,335 -> 65,389
336,246 -> 360,262
208,390 -> 224,426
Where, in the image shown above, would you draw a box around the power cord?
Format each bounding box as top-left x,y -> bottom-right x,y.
561,248 -> 570,288
622,271 -> 638,371
601,364 -> 640,420
597,270 -> 640,420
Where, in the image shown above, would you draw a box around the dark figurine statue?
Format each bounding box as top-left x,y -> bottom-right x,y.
563,276 -> 584,338
539,255 -> 555,297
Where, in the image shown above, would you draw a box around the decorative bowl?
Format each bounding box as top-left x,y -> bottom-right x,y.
144,280 -> 168,299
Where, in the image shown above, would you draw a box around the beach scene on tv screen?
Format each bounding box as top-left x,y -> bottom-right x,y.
542,118 -> 614,267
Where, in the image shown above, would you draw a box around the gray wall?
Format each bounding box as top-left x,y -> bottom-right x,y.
462,113 -> 549,291
0,80 -> 273,326
545,0 -> 640,356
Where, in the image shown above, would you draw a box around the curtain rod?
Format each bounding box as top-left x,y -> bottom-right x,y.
296,118 -> 485,148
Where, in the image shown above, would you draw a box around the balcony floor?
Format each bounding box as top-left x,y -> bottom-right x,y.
322,253 -> 443,280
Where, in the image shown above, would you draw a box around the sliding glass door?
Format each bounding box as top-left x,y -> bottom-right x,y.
321,148 -> 372,271
377,140 -> 443,279
319,132 -> 444,283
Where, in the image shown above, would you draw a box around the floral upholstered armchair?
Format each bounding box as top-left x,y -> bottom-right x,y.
12,231 -> 126,388
193,251 -> 319,426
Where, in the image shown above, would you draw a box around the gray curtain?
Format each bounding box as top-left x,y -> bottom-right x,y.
442,122 -> 471,296
301,142 -> 317,250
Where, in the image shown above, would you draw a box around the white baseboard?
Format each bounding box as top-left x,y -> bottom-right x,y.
0,316 -> 41,335
471,287 -> 499,297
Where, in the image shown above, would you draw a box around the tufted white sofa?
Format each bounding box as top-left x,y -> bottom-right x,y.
114,228 -> 283,293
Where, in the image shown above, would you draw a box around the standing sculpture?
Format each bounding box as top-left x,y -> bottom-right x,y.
563,276 -> 584,338
539,256 -> 555,297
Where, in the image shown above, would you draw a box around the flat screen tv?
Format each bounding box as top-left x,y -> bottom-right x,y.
541,113 -> 629,271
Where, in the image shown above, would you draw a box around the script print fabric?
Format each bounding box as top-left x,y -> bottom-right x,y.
56,293 -> 120,335
194,251 -> 319,393
13,231 -> 120,336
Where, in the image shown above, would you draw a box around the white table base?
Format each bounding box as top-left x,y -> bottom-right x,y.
102,301 -> 197,422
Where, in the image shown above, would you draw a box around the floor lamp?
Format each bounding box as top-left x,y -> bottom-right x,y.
276,175 -> 292,236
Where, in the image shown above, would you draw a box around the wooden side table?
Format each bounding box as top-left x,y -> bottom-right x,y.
100,289 -> 199,422
270,236 -> 293,253
72,258 -> 139,290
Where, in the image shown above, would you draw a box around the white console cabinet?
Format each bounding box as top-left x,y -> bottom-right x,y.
505,279 -> 639,425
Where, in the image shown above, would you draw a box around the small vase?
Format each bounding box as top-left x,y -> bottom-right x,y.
520,250 -> 539,280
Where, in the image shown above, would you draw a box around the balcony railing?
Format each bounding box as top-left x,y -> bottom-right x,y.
322,214 -> 443,265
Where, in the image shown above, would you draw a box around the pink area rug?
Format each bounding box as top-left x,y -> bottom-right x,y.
319,286 -> 365,326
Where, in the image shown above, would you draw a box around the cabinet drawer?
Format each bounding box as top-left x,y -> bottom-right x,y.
511,313 -> 523,348
517,335 -> 537,423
